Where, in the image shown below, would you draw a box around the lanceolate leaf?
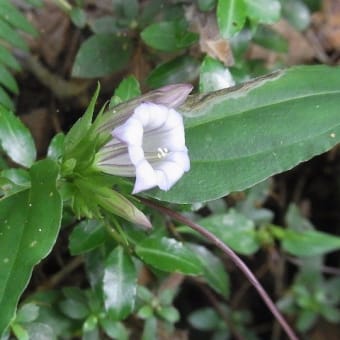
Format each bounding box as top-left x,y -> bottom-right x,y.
0,159 -> 62,335
103,246 -> 137,320
217,0 -> 247,38
0,105 -> 36,167
151,65 -> 340,203
135,236 -> 203,275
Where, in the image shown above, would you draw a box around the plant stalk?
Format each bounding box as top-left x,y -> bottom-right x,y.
141,198 -> 299,340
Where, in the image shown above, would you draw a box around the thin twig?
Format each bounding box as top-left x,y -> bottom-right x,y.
141,198 -> 299,340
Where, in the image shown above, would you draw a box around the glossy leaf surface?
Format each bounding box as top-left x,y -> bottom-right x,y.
103,246 -> 137,320
151,66 -> 340,203
0,159 -> 62,334
0,105 -> 36,167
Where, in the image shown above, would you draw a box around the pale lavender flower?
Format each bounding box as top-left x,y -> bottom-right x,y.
96,102 -> 190,194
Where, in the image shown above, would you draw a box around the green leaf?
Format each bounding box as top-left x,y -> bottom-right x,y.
271,226 -> 340,256
64,84 -> 99,156
135,236 -> 203,275
197,0 -> 217,12
47,133 -> 65,161
0,159 -> 62,335
0,45 -> 21,71
199,56 -> 234,93
0,65 -> 19,94
244,0 -> 281,23
141,20 -> 198,52
16,303 -> 39,323
70,8 -> 87,28
0,19 -> 28,51
146,55 -> 199,88
100,318 -> 128,340
59,298 -> 89,320
0,87 -> 13,110
253,25 -> 288,52
157,306 -> 180,323
72,34 -> 132,78
111,75 -> 141,106
188,244 -> 230,296
69,219 -> 107,255
0,0 -> 38,36
150,65 -> 340,203
0,105 -> 36,167
103,246 -> 137,320
142,317 -> 157,340
281,0 -> 311,31
192,210 -> 259,255
188,307 -> 220,331
0,168 -> 30,198
217,0 -> 247,38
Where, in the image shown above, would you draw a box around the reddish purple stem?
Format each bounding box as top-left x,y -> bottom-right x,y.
141,198 -> 299,340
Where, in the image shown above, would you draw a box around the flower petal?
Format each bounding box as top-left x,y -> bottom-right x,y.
132,160 -> 158,194
154,161 -> 185,191
113,118 -> 143,146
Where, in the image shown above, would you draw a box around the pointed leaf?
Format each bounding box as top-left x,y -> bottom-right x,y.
217,0 -> 247,38
0,105 -> 36,167
64,84 -> 99,155
188,244 -> 230,296
103,246 -> 137,320
0,19 -> 28,51
135,236 -> 203,275
271,226 -> 340,256
151,66 -> 340,203
0,65 -> 19,94
0,45 -> 21,71
0,0 -> 38,36
72,34 -> 132,78
0,159 -> 62,335
244,0 -> 281,23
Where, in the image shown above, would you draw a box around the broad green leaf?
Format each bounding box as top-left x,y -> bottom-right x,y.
0,65 -> 19,94
0,105 -> 36,167
188,210 -> 259,255
146,55 -> 199,88
244,0 -> 281,23
189,244 -> 230,296
0,159 -> 62,335
0,168 -> 30,197
141,20 -> 198,52
103,246 -> 137,320
0,0 -> 38,36
0,19 -> 28,51
217,0 -> 247,38
69,220 -> 106,255
0,45 -> 21,71
72,34 -> 132,78
271,226 -> 340,256
150,65 -> 340,203
135,236 -> 203,275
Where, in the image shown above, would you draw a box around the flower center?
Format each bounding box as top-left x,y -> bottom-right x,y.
157,147 -> 169,159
